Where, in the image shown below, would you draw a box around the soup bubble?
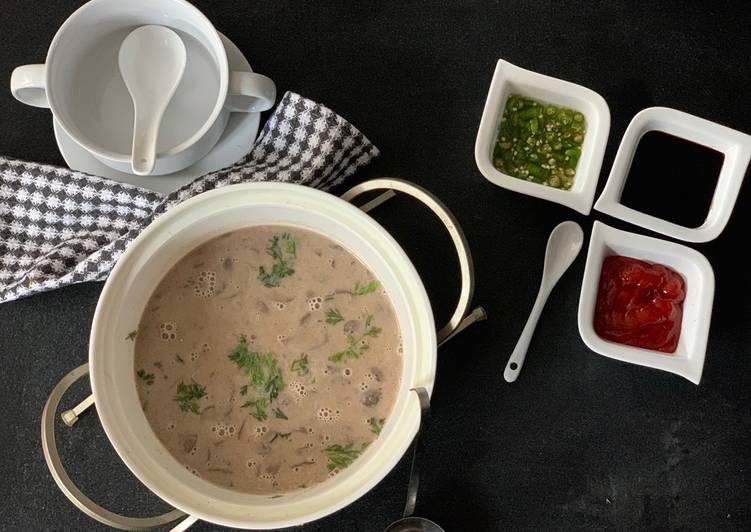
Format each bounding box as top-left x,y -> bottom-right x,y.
307,296 -> 323,311
159,322 -> 178,341
317,407 -> 333,423
192,270 -> 217,298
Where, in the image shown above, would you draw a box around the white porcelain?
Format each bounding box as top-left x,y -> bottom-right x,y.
475,59 -> 611,215
504,221 -> 583,383
53,34 -> 260,194
577,221 -> 714,384
10,0 -> 276,176
89,183 -> 437,529
119,25 -> 187,175
594,107 -> 751,243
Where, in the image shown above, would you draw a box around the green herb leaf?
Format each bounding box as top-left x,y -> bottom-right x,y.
241,398 -> 269,421
229,335 -> 285,420
136,369 -> 155,385
325,308 -> 344,325
363,315 -> 382,337
229,336 -> 284,387
270,431 -> 292,444
175,382 -> 206,414
266,373 -> 284,401
328,315 -> 379,363
325,443 -> 365,471
273,407 -> 288,420
258,233 -> 297,288
126,329 -> 138,341
329,346 -> 360,364
368,417 -> 385,436
291,354 -> 309,376
353,280 -> 380,296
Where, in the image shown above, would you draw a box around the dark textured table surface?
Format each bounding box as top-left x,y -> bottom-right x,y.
2,2 -> 751,531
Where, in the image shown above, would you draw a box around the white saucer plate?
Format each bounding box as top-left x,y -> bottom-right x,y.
53,33 -> 260,194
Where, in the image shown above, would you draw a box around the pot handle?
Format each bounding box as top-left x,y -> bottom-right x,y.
403,387 -> 431,518
41,363 -> 187,530
341,178 -> 482,345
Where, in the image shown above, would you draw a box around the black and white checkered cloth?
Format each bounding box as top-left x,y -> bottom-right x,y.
0,92 -> 379,303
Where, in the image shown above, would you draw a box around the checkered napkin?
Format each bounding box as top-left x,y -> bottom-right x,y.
0,92 -> 379,303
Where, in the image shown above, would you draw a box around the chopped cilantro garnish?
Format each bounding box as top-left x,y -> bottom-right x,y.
325,307 -> 344,325
136,369 -> 154,385
266,372 -> 284,402
291,354 -> 310,376
325,443 -> 366,471
241,398 -> 269,421
368,417 -> 385,436
270,431 -> 291,443
229,335 -> 285,420
329,315 -> 381,363
353,280 -> 380,296
273,407 -> 288,420
329,342 -> 365,364
175,382 -> 206,414
126,329 -> 138,341
363,315 -> 382,337
258,233 -> 297,288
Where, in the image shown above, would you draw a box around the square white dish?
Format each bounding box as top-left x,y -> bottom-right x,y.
594,106 -> 751,243
474,59 -> 610,215
577,221 -> 714,384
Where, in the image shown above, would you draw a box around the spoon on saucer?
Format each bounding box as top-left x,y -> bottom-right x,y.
383,388 -> 445,532
504,221 -> 584,383
119,25 -> 186,176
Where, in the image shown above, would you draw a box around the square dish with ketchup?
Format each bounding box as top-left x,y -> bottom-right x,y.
578,222 -> 714,384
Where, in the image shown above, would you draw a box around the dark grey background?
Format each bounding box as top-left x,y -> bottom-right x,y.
2,1 -> 750,531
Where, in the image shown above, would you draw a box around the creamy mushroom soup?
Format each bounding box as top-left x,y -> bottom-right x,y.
133,225 -> 402,495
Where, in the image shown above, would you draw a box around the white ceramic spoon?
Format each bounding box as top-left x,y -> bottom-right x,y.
119,25 -> 186,176
504,221 -> 584,383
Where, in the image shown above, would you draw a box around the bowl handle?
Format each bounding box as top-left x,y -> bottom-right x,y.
10,64 -> 49,108
41,363 -> 187,530
341,178 -> 484,345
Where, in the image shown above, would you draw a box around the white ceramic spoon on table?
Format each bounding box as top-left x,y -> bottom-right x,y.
119,25 -> 186,176
504,221 -> 584,383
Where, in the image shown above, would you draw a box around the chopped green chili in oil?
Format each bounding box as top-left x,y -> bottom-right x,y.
493,94 -> 586,190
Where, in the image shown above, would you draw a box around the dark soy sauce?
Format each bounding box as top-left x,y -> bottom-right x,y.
620,130 -> 724,228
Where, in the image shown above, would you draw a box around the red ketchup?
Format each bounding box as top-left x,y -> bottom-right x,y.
593,256 -> 685,353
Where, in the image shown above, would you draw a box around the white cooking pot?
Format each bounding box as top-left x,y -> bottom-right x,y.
42,179 -> 478,530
